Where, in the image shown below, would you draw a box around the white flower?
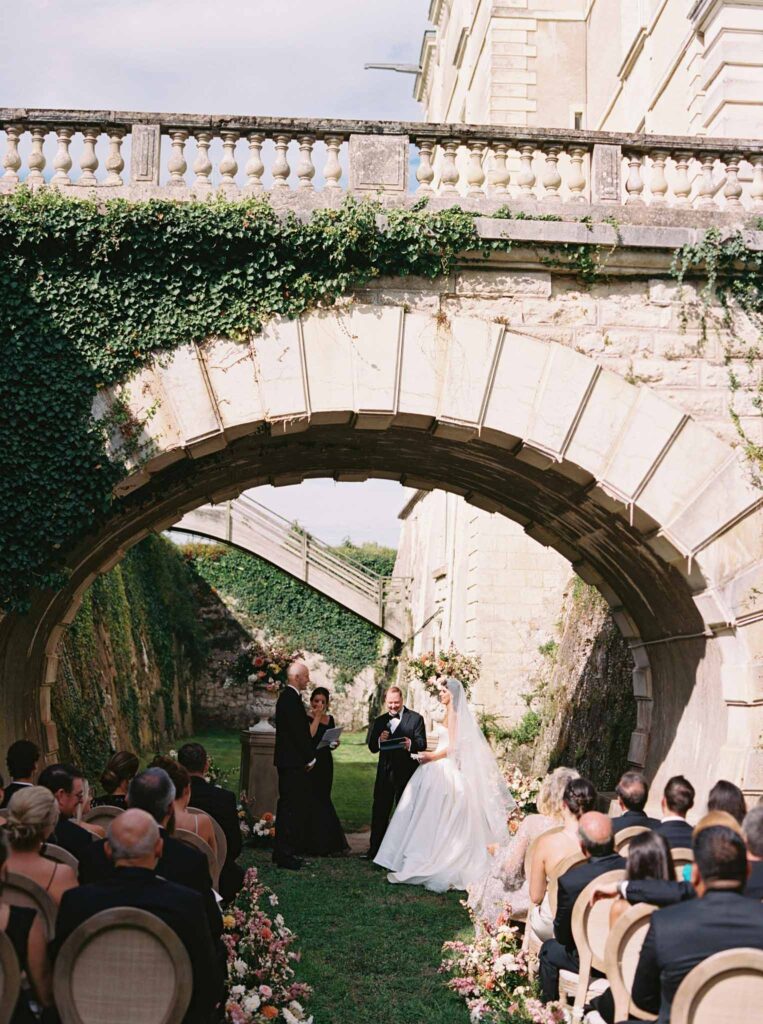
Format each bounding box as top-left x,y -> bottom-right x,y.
282,1011 -> 299,1024
231,985 -> 246,996
233,958 -> 247,977
269,893 -> 279,906
243,993 -> 261,1013
275,914 -> 285,928
289,1002 -> 304,1015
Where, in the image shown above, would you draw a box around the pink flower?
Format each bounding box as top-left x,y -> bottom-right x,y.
259,986 -> 272,999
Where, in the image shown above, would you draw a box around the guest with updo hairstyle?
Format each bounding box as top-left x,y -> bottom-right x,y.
5,786 -> 77,906
150,754 -> 218,857
91,751 -> 140,809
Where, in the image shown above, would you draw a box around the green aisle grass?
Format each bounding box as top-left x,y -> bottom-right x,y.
168,727 -> 243,791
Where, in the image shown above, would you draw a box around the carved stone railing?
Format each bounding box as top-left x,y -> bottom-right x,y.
2,107 -> 763,215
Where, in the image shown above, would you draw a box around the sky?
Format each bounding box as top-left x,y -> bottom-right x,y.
1,0 -> 431,548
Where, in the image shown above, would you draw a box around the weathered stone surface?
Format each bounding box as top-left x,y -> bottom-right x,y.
348,133 -> 409,193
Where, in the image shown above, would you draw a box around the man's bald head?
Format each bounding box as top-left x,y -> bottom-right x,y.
106,808 -> 162,866
578,811 -> 615,858
287,660 -> 310,691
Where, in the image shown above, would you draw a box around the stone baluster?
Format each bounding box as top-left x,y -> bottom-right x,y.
466,140 -> 486,196
751,153 -> 763,209
193,131 -> 213,191
648,150 -> 669,203
673,151 -> 693,205
696,153 -> 718,209
517,144 -> 536,196
723,153 -> 743,208
624,153 -> 645,204
245,132 -> 265,191
542,145 -> 562,200
79,128 -> 100,186
568,146 -> 587,202
415,139 -> 435,192
104,129 -> 125,186
489,142 -> 510,195
219,131 -> 240,192
440,139 -> 460,194
323,134 -> 343,190
296,134 -> 316,190
52,127 -> 73,186
2,124 -> 22,182
271,134 -> 291,189
27,127 -> 47,186
167,130 -> 188,186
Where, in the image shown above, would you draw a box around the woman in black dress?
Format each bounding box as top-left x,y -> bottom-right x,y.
303,687 -> 349,856
91,750 -> 139,809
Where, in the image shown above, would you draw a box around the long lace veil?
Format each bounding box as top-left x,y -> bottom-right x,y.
446,676 -> 516,841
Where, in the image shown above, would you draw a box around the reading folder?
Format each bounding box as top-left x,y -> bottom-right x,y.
379,736 -> 408,752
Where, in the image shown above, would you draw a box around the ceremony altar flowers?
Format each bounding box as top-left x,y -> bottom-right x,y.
407,645 -> 481,698
228,638 -> 300,693
223,867 -> 312,1024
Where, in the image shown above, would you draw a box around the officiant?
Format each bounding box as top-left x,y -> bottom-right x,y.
366,686 -> 427,859
301,686 -> 350,856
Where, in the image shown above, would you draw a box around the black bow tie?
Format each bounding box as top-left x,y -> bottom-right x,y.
388,713 -> 400,721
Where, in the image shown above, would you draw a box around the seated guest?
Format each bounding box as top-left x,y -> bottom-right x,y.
37,763 -> 94,859
0,830 -> 53,1024
0,741 -> 40,809
655,775 -> 694,849
539,811 -> 625,1002
630,825 -> 763,1023
53,809 -> 223,1024
611,771 -> 660,834
743,804 -> 763,900
707,779 -> 747,825
177,742 -> 243,901
529,777 -> 596,940
151,755 -> 218,857
91,750 -> 139,809
5,786 -> 78,906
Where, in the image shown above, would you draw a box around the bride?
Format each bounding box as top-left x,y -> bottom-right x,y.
374,676 -> 515,892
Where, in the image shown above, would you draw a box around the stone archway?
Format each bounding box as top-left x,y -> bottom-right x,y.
1,305 -> 761,803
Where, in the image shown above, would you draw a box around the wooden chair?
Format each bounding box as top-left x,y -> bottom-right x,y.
53,907 -> 192,1024
672,847 -> 694,880
83,805 -> 123,831
671,947 -> 763,1024
42,842 -> 79,873
614,825 -> 651,856
603,902 -> 657,1021
174,829 -> 219,889
559,868 -> 627,1010
0,929 -> 21,1024
187,806 -> 227,878
2,872 -> 57,941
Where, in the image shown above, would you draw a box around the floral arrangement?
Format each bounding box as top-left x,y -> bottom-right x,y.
441,908 -> 567,1023
227,637 -> 300,693
407,645 -> 481,698
222,867 -> 312,1024
238,792 -> 276,844
502,764 -> 541,834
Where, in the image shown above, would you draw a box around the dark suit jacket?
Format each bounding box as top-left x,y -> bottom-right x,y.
188,774 -> 244,902
78,828 -> 222,942
629,862 -> 763,904
274,686 -> 314,769
632,889 -> 763,1023
655,818 -> 693,849
367,708 -> 427,789
611,808 -> 661,834
53,867 -> 222,1024
554,852 -> 626,953
50,815 -> 95,859
0,781 -> 33,809
746,859 -> 763,900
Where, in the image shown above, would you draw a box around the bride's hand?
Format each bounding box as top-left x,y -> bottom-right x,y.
418,752 -> 431,765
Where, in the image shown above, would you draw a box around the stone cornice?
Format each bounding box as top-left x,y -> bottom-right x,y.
691,0 -> 763,32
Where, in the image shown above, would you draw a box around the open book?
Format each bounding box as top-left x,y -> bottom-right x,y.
316,725 -> 343,750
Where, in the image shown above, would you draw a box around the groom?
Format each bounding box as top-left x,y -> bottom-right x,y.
366,686 -> 427,859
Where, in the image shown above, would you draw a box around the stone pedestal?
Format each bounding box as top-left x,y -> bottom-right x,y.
240,724 -> 278,819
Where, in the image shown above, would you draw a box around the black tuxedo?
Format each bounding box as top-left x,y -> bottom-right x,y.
631,889 -> 763,1023
746,859 -> 763,900
539,852 -> 626,1002
611,808 -> 660,834
367,707 -> 427,858
49,815 -> 95,859
628,862 -> 763,906
0,781 -> 33,809
273,685 -> 314,862
189,775 -> 244,902
655,818 -> 693,849
53,866 -> 223,1024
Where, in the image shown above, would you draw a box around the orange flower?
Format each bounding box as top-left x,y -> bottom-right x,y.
263,812 -> 274,822
262,1006 -> 278,1019
261,927 -> 273,941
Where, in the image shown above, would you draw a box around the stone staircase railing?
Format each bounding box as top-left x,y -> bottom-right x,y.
2,106 -> 763,210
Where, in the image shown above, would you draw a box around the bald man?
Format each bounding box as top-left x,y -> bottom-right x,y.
273,660 -> 316,869
53,809 -> 223,1023
539,810 -> 625,1002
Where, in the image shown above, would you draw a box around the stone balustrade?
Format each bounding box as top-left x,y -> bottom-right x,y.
2,108 -> 763,216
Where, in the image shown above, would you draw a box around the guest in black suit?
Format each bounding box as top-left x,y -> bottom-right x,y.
0,740 -> 40,809
366,686 -> 427,859
611,771 -> 660,834
37,763 -> 94,860
708,778 -> 747,824
178,742 -> 244,900
539,811 -> 625,1002
273,660 -> 317,870
655,775 -> 695,849
743,805 -> 763,900
54,809 -> 223,1024
630,825 -> 763,1024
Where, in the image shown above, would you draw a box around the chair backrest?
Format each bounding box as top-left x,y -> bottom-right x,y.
0,929 -> 21,1024
2,871 -> 58,941
614,825 -> 651,856
604,902 -> 658,1022
83,805 -> 123,830
187,807 -> 228,875
569,868 -> 627,1010
174,829 -> 219,889
42,842 -> 79,873
53,907 -> 193,1024
523,824 -> 564,880
670,947 -> 763,1024
672,847 -> 694,880
548,851 -> 587,918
